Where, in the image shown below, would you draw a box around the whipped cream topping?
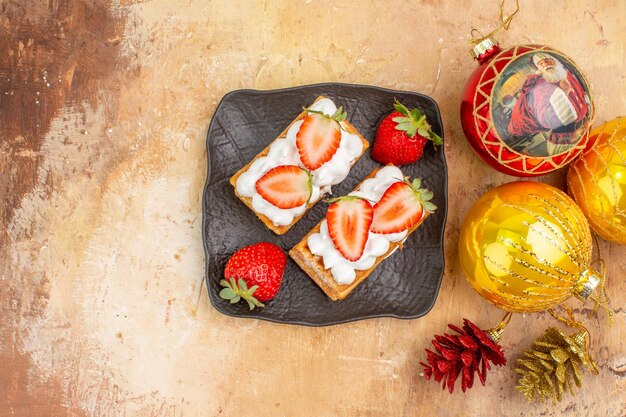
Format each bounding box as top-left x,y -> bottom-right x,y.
235,98 -> 364,226
307,165 -> 410,284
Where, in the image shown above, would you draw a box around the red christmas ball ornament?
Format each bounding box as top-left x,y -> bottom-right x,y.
460,38 -> 595,176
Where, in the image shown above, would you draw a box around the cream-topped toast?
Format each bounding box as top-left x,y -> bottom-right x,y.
230,96 -> 369,235
289,165 -> 436,300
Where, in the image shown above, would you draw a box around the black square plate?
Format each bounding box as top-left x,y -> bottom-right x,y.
202,83 -> 447,326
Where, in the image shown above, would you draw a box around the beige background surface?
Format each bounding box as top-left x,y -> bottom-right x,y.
1,1 -> 624,416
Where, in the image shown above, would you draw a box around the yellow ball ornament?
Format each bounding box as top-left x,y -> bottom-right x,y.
568,116 -> 626,244
459,181 -> 600,313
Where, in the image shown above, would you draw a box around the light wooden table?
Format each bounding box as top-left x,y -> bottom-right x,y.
1,1 -> 624,416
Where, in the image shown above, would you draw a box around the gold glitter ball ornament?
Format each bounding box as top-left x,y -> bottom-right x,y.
459,181 -> 600,313
568,116 -> 626,244
515,327 -> 594,402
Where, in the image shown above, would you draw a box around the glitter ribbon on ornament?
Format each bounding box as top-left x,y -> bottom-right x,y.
482,192 -> 595,307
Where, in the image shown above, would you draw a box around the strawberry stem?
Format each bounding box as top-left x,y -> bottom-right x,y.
392,98 -> 443,145
219,278 -> 265,310
302,105 -> 348,128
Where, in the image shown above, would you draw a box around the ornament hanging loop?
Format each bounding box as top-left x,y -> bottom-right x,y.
486,311 -> 513,343
469,28 -> 486,43
468,0 -> 520,45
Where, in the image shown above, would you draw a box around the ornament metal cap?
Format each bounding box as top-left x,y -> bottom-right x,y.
471,37 -> 499,59
573,269 -> 601,301
485,312 -> 512,343
571,330 -> 588,348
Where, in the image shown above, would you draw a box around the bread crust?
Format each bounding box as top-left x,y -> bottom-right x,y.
229,95 -> 369,235
289,168 -> 430,300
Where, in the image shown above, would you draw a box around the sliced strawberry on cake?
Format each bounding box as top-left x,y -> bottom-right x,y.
296,107 -> 346,170
371,178 -> 437,234
255,165 -> 312,209
326,196 -> 373,261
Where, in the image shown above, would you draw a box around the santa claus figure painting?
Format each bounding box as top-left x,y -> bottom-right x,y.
496,52 -> 591,156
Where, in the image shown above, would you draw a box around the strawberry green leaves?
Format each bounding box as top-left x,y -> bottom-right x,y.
409,177 -> 437,213
304,105 -> 347,124
220,278 -> 265,310
392,99 -> 443,145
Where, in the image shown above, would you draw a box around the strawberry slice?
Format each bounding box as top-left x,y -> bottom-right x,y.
326,196 -> 373,261
370,178 -> 437,234
255,165 -> 312,209
296,107 -> 346,170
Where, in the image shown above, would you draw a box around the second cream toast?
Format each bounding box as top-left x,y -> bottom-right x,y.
289,166 -> 434,301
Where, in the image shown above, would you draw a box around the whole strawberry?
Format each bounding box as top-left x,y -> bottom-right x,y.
371,99 -> 442,165
220,242 -> 286,310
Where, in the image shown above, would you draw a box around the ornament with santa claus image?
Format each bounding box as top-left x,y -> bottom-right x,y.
460,38 -> 595,176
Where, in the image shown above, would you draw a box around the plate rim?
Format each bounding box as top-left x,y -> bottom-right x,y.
201,82 -> 448,327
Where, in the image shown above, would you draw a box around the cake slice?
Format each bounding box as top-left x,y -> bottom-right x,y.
289,165 -> 436,300
231,96 -> 369,235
